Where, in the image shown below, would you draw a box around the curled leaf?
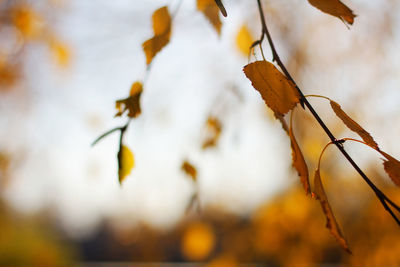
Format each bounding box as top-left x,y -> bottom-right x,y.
142,6 -> 171,65
214,0 -> 227,17
314,169 -> 351,253
202,116 -> 222,149
379,151 -> 400,187
308,0 -> 356,25
330,100 -> 378,149
181,160 -> 197,181
236,25 -> 254,56
289,123 -> 310,194
243,61 -> 300,116
115,81 -> 143,118
118,145 -> 135,184
197,0 -> 222,35
274,112 -> 290,134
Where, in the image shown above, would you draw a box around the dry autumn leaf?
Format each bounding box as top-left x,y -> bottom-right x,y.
274,112 -> 290,134
214,0 -> 227,17
197,0 -> 222,35
181,160 -> 197,181
115,81 -> 143,118
236,25 -> 254,56
202,116 -> 222,149
314,169 -> 351,253
118,145 -> 135,184
243,61 -> 300,116
308,0 -> 356,25
289,124 -> 310,194
142,6 -> 171,65
379,151 -> 400,187
330,100 -> 378,149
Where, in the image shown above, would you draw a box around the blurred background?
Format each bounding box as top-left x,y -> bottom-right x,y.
1,0 -> 400,266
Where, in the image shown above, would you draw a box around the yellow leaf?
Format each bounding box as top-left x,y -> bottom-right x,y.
202,116 -> 222,149
142,6 -> 171,65
308,0 -> 356,25
50,41 -> 70,67
118,145 -> 134,184
379,151 -> 400,187
243,61 -> 300,116
236,25 -> 254,56
197,0 -> 222,35
181,160 -> 197,181
289,123 -> 310,194
314,169 -> 351,253
330,100 -> 378,149
115,81 -> 143,118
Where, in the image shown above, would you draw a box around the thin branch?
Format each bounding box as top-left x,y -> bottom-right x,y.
171,0 -> 185,21
256,0 -> 400,225
92,126 -> 124,146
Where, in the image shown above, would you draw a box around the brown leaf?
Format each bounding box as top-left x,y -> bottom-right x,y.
274,112 -> 290,134
330,100 -> 378,149
142,6 -> 171,65
115,81 -> 143,118
308,0 -> 356,25
197,0 -> 222,35
243,61 -> 300,116
181,160 -> 197,181
214,0 -> 227,17
202,116 -> 222,149
289,123 -> 310,194
314,169 -> 351,253
379,151 -> 400,187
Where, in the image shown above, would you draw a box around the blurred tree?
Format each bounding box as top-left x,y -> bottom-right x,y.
0,0 -> 69,90
0,201 -> 76,266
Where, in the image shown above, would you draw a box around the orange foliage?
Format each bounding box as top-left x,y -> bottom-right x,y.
142,6 -> 171,65
181,221 -> 215,261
